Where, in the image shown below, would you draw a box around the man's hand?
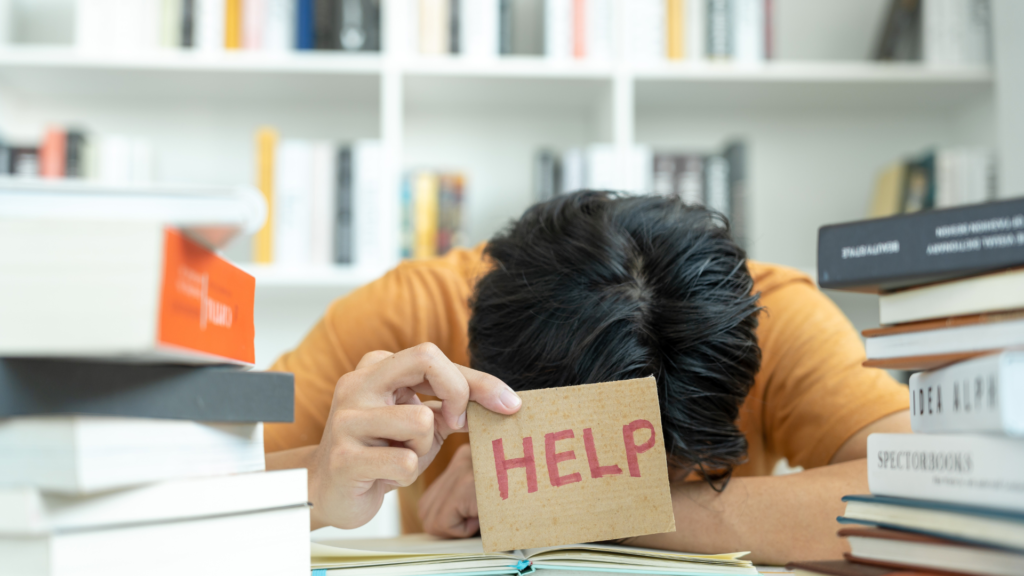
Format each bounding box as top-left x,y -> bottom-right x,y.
419,443 -> 479,537
269,343 -> 521,530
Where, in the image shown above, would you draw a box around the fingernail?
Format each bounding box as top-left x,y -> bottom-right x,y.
457,411 -> 467,428
499,389 -> 522,410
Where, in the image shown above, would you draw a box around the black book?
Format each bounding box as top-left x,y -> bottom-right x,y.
818,197 -> 1024,293
874,0 -> 921,61
181,0 -> 196,48
499,0 -> 513,54
450,0 -> 461,54
314,0 -> 336,49
723,141 -> 747,250
0,359 -> 294,422
65,130 -> 87,178
8,146 -> 39,176
334,145 -> 353,264
336,0 -> 380,51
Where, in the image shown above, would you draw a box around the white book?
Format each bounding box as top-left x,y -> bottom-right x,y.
74,0 -> 109,51
625,144 -> 653,194
879,268 -> 1024,325
865,318 -> 1024,361
544,0 -> 572,59
585,0 -> 612,61
419,0 -> 449,55
160,0 -> 183,48
243,0 -> 266,50
923,0 -> 990,67
868,433 -> 1024,511
909,352 -> 1024,436
310,141 -> 336,266
196,0 -> 227,51
627,0 -> 665,62
96,134 -> 132,184
0,178 -> 266,249
0,416 -> 264,494
461,0 -> 500,59
352,140 -> 385,269
274,139 -> 314,267
265,0 -> 296,52
0,219 -> 256,364
686,0 -> 706,61
585,143 -> 617,190
561,147 -> 585,194
704,155 -> 729,215
731,0 -> 764,64
0,504 -> 309,576
0,469 -> 306,535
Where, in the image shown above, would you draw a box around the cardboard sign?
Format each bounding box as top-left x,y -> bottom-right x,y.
467,376 -> 676,552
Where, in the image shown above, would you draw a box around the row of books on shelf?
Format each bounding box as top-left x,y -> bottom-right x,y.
804,199 -> 1024,576
534,140 -> 748,248
875,0 -> 992,66
0,180 -> 311,574
73,0 -> 380,53
868,147 -> 995,219
0,128 -> 155,183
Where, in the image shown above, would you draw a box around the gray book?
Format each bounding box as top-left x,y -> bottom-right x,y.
0,359 -> 293,422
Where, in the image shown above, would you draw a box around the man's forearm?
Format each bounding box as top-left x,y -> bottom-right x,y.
629,459 -> 867,565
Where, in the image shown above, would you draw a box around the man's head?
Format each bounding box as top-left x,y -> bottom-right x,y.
468,191 -> 762,486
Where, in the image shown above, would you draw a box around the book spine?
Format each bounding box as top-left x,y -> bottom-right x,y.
868,432 -> 1024,511
461,0 -> 499,58
413,171 -> 440,259
264,0 -> 294,51
763,0 -> 772,58
628,0 -> 664,62
295,0 -> 314,48
817,197 -> 1024,292
334,145 -> 353,264
39,128 -> 67,179
161,0 -> 183,48
196,0 -> 226,51
667,0 -> 683,60
65,130 -> 87,178
362,0 -> 380,51
310,141 -> 335,266
499,0 -> 513,54
909,352 -> 1024,436
352,140 -> 383,268
401,173 -> 413,259
273,139 -> 314,265
253,127 -> 277,264
706,0 -> 730,60
336,0 -> 366,50
572,0 -> 585,59
679,155 -> 705,205
313,0 -> 335,48
723,141 -> 746,249
157,228 -> 256,364
544,0 -> 572,59
731,0 -> 763,63
181,0 -> 196,47
225,0 -> 242,48
686,0 -> 705,60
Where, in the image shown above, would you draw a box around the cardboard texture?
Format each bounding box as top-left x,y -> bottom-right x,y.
467,376 -> 676,552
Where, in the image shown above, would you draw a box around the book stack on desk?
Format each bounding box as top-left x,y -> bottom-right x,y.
0,181 -> 308,576
805,199 -> 1024,576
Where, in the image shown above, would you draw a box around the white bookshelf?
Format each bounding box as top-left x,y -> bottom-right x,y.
0,0 -> 1016,369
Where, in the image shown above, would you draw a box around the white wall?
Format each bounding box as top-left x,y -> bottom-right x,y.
993,0 -> 1024,198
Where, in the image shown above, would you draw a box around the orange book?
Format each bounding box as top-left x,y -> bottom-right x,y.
573,0 -> 586,59
39,127 -> 67,178
667,0 -> 684,60
0,222 -> 255,365
253,127 -> 277,264
225,0 -> 243,49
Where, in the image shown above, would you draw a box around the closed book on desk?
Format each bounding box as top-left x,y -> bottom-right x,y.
862,313 -> 1024,371
840,527 -> 1024,576
0,504 -> 309,576
908,352 -> 1024,436
840,494 -> 1024,553
787,559 -> 940,576
868,433 -> 1024,511
0,469 -> 306,535
0,220 -> 255,365
311,533 -> 757,575
879,268 -> 1024,325
0,359 -> 293,422
0,416 -> 265,494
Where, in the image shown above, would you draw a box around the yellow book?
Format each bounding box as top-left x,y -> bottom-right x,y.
225,0 -> 242,49
667,0 -> 684,60
413,172 -> 440,260
253,127 -> 277,264
868,162 -> 906,218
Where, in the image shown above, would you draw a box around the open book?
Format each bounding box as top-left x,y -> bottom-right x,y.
310,534 -> 756,576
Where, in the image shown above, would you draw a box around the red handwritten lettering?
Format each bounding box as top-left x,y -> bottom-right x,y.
545,429 -> 583,487
583,427 -> 622,478
622,419 -> 656,477
492,437 -> 538,500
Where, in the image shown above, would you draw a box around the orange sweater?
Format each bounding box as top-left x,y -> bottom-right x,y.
267,245 -> 908,532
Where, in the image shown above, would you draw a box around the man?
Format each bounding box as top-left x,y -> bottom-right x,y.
265,192 -> 910,564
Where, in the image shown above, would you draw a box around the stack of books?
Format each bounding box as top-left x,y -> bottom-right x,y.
1,127 -> 155,183
0,180 -> 309,576
400,169 -> 466,260
805,198 -> 1024,576
868,147 -> 996,219
874,0 -> 991,66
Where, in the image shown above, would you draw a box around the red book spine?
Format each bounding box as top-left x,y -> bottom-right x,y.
40,128 -> 67,178
573,0 -> 586,59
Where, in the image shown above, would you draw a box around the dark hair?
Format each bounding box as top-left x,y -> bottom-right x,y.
468,191 -> 762,489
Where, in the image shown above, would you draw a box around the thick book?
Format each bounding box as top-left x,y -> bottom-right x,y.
312,534 -> 757,575
0,416 -> 265,494
879,268 -> 1024,325
908,352 -> 1024,436
0,359 -> 293,422
0,177 -> 266,250
862,314 -> 1024,371
817,197 -> 1024,293
839,527 -> 1023,576
0,505 -> 308,576
0,469 -> 306,534
0,221 -> 255,365
839,494 -> 1024,553
786,559 -> 936,576
868,433 -> 1024,512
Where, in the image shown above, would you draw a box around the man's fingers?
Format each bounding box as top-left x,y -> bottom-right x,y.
349,446 -> 421,488
338,405 -> 436,457
454,365 -> 522,416
356,350 -> 393,370
362,343 -> 471,430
